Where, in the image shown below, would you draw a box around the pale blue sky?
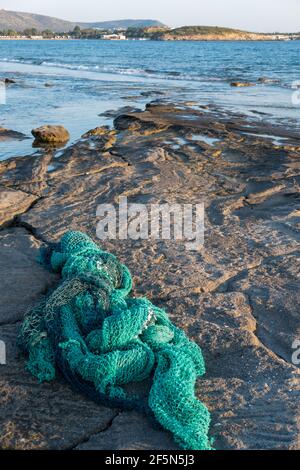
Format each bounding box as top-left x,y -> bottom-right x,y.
1,0 -> 300,32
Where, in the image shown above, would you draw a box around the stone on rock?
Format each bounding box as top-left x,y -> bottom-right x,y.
31,125 -> 70,145
230,82 -> 256,87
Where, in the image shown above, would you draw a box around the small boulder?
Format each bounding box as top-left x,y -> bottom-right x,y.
258,77 -> 279,84
99,106 -> 141,118
0,127 -> 27,141
4,78 -> 16,85
230,82 -> 256,88
32,125 -> 70,145
140,90 -> 166,97
183,101 -> 199,106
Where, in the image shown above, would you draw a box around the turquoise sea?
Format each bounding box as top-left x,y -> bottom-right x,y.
0,39 -> 300,159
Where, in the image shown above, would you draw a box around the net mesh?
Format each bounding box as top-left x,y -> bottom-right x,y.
18,230 -> 212,450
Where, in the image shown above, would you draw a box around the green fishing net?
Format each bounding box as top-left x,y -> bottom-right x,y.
18,231 -> 212,450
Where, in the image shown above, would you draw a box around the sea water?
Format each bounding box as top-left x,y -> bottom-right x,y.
0,39 -> 300,159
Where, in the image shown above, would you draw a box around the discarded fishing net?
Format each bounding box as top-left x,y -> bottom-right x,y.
18,231 -> 212,450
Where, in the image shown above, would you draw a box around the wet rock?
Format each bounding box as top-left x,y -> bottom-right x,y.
231,82 -> 256,87
250,110 -> 271,116
3,78 -> 16,85
0,227 -> 57,324
120,95 -> 142,101
140,90 -> 166,97
184,101 -> 199,106
32,125 -> 70,145
114,113 -> 170,135
0,127 -> 27,142
99,106 -> 141,118
82,126 -> 115,138
81,127 -> 117,150
145,101 -> 181,113
0,187 -> 37,227
258,77 -> 280,85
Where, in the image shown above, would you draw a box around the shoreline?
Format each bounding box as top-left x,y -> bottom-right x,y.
0,37 -> 296,41
1,40 -> 300,159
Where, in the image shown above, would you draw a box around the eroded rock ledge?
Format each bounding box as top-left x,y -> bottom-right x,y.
0,102 -> 299,450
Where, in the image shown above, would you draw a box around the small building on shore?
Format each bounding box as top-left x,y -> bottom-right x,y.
29,35 -> 44,40
101,33 -> 126,40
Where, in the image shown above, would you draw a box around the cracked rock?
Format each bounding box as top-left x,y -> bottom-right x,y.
0,227 -> 57,324
1,102 -> 300,449
76,411 -> 179,450
0,322 -> 116,449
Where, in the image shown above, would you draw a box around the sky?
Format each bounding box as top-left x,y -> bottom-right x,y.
0,0 -> 300,32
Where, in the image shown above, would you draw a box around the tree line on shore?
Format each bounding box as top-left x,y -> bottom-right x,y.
0,25 -> 168,39
0,26 -> 117,39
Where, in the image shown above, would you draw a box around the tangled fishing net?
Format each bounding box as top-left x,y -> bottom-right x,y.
18,231 -> 212,450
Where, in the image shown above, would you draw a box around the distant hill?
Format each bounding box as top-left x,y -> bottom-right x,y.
0,9 -> 75,32
80,19 -> 165,30
156,26 -> 274,41
167,26 -> 247,36
0,9 -> 164,32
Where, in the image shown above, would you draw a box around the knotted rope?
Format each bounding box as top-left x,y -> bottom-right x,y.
18,231 -> 212,450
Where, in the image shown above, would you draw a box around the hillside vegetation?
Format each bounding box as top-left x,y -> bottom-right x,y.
127,25 -> 276,41
0,9 -> 75,32
169,26 -> 246,36
0,9 -> 163,33
159,25 -> 273,40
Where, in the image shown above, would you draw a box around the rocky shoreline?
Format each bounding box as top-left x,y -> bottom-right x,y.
0,100 -> 299,449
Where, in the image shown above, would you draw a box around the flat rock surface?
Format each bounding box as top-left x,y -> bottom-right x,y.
0,102 -> 299,450
76,412 -> 179,450
0,153 -> 52,196
0,228 -> 57,325
0,187 -> 37,226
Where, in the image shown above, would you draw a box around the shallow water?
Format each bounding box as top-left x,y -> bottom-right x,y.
1,39 -> 300,159
241,132 -> 290,145
191,134 -> 220,146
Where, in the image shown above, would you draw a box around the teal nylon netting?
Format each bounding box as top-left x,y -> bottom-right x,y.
18,231 -> 212,450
